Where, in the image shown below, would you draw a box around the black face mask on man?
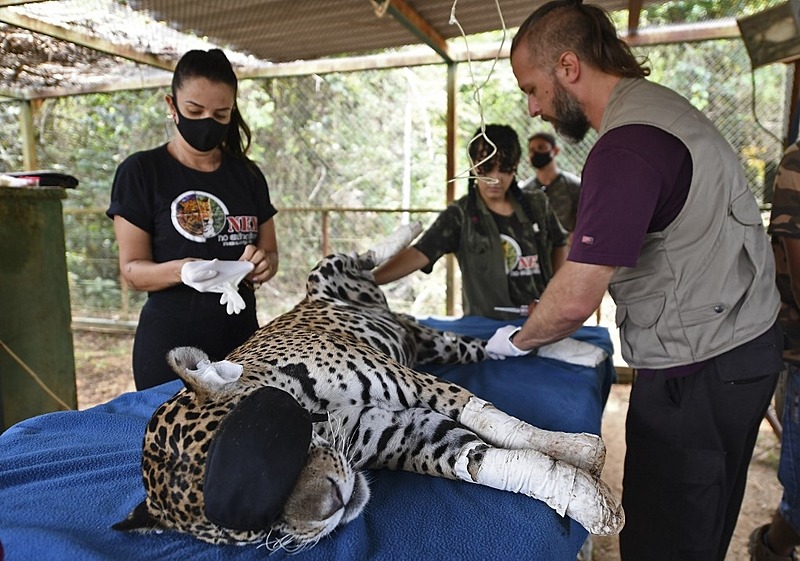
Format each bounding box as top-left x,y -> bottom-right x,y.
530,150 -> 553,169
174,103 -> 230,152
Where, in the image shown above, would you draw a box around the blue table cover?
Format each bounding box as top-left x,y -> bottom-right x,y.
0,317 -> 615,561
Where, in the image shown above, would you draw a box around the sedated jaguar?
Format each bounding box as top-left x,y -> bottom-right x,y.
114,223 -> 624,550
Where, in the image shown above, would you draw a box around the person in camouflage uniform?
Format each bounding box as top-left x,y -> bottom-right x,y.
520,131 -> 582,241
373,124 -> 567,320
750,142 -> 800,561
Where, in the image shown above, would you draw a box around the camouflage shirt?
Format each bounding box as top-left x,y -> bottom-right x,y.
522,171 -> 581,232
414,188 -> 566,318
768,142 -> 800,362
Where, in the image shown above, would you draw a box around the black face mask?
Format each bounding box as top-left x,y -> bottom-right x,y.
530,150 -> 553,169
174,104 -> 230,152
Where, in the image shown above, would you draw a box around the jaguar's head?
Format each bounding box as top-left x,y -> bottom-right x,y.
113,346 -> 370,549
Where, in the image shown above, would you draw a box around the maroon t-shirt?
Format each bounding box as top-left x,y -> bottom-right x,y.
569,124 -> 702,378
569,124 -> 693,267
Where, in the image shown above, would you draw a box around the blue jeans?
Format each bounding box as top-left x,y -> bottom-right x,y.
780,363 -> 800,534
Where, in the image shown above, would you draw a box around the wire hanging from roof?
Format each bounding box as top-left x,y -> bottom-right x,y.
448,0 -> 508,185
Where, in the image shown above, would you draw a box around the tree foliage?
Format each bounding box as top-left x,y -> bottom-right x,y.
0,0 -> 793,320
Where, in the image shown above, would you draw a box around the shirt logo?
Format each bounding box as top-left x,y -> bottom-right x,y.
500,234 -> 540,276
171,190 -> 229,242
581,235 -> 594,245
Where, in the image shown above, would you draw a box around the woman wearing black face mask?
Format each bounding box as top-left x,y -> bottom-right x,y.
107,49 -> 279,391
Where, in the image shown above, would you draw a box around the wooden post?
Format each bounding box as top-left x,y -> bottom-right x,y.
445,61 -> 457,316
19,100 -> 37,171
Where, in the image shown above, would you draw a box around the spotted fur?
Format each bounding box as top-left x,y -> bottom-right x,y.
115,225 -> 624,549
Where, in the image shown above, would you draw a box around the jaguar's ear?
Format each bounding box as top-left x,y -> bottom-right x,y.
167,346 -> 243,399
112,501 -> 164,534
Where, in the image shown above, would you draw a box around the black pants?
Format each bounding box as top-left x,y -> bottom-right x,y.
132,287 -> 259,390
619,322 -> 782,561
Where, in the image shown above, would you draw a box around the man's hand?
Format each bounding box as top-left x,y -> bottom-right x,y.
486,325 -> 533,360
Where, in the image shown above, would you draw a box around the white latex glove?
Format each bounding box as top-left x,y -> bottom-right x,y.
181,259 -> 255,315
486,326 -> 533,360
538,338 -> 608,367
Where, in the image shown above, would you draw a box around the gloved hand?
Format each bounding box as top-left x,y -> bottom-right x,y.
181,259 -> 255,315
486,325 -> 533,360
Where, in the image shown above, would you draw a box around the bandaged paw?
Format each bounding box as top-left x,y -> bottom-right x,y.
459,397 -> 606,476
538,338 -> 608,367
186,359 -> 243,387
460,446 -> 624,536
181,259 -> 254,315
486,326 -> 532,359
358,222 -> 423,269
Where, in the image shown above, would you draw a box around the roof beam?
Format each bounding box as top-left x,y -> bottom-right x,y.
0,7 -> 175,70
0,1 -> 49,5
622,17 -> 740,46
379,0 -> 452,63
5,18 -> 742,101
0,88 -> 24,100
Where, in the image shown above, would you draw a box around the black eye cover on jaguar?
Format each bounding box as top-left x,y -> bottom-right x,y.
203,386 -> 312,531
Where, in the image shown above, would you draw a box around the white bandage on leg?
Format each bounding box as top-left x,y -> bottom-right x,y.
360,222 -> 423,268
459,396 -> 606,476
454,441 -> 484,482
475,448 -> 577,517
460,397 -> 529,448
459,444 -> 625,535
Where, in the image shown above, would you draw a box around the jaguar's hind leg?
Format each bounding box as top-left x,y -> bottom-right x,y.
458,396 -> 606,477
357,221 -> 423,270
456,443 -> 624,536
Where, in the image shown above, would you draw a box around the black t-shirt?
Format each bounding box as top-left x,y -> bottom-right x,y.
107,144 -> 277,264
414,193 -> 566,307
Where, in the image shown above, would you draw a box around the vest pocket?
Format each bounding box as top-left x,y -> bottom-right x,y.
615,292 -> 673,363
729,189 -> 763,226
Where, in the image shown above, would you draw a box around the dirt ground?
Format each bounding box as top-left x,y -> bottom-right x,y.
72,330 -> 786,561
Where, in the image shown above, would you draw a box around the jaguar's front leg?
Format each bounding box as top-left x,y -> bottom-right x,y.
458,396 -> 606,477
456,443 -> 624,536
396,369 -> 605,476
401,320 -> 491,364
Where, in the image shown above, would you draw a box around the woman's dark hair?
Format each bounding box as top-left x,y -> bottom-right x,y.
466,124 -> 538,236
510,0 -> 649,79
171,49 -> 253,161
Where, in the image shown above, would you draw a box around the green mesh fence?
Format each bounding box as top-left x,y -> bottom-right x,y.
0,35 -> 792,325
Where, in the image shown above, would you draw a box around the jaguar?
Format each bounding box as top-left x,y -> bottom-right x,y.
114,223 -> 624,549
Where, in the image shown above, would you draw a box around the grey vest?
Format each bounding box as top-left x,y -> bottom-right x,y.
602,78 -> 779,368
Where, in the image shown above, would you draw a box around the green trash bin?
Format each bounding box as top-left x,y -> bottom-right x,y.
0,186 -> 77,431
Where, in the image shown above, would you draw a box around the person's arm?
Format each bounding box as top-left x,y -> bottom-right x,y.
372,247 -> 431,285
114,215 -> 196,292
552,243 -> 568,273
509,260 -> 614,351
240,218 -> 279,284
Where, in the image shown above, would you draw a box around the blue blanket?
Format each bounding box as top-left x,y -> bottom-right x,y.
0,317 -> 615,561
